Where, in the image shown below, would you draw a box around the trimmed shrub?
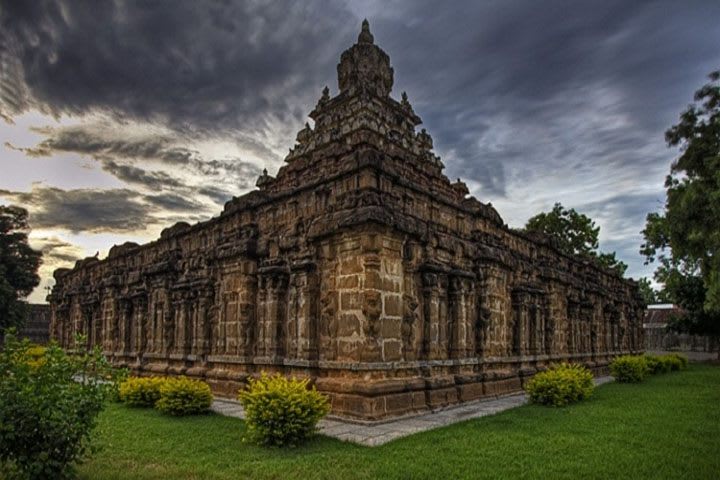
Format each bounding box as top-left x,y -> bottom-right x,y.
155,377 -> 213,416
238,373 -> 331,447
667,353 -> 689,370
0,332 -> 118,479
610,355 -> 649,383
644,354 -> 671,374
661,353 -> 687,371
643,353 -> 689,375
525,363 -> 595,407
118,376 -> 166,407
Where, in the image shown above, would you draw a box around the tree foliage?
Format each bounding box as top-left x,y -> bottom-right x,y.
0,205 -> 42,333
637,277 -> 658,305
0,332 -> 121,479
641,70 -> 720,349
525,202 -> 628,275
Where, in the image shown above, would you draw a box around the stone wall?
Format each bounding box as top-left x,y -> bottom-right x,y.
49,21 -> 644,420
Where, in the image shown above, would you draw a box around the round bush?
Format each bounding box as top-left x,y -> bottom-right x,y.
525,363 -> 595,407
118,377 -> 166,407
238,373 -> 331,447
155,377 -> 213,416
610,355 -> 649,383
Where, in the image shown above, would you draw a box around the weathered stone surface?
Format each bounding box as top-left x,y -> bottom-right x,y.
48,21 -> 644,420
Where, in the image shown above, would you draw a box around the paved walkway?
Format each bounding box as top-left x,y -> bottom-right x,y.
211,376 -> 614,447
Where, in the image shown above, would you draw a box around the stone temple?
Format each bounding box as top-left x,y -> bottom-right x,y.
49,21 -> 644,420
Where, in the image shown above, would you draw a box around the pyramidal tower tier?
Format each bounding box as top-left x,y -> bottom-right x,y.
49,21 -> 644,421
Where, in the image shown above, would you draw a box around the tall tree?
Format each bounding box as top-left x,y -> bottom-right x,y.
637,277 -> 658,305
525,202 -> 628,275
641,70 -> 720,358
0,205 -> 42,334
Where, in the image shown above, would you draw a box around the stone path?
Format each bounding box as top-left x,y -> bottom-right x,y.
211,376 -> 614,447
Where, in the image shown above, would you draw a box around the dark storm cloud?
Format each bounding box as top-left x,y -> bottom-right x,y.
2,0 -> 720,280
3,1 -> 719,194
0,185 -> 212,233
1,0 -> 355,135
364,0 -> 720,196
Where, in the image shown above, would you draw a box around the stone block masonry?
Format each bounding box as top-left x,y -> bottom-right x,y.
49,20 -> 644,420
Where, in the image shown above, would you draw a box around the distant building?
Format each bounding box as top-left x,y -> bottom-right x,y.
17,304 -> 51,345
644,304 -> 717,353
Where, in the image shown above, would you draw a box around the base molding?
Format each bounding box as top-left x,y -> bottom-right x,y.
114,350 -> 634,420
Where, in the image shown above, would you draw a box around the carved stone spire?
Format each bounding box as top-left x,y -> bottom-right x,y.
358,19 -> 374,44
337,19 -> 394,97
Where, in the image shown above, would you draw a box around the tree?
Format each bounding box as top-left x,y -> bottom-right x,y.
0,205 -> 42,334
641,70 -> 720,358
525,202 -> 628,275
637,277 -> 658,305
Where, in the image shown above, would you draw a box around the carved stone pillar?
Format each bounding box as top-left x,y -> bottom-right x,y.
257,272 -> 289,358
422,272 -> 440,360
288,260 -> 319,360
511,289 -> 527,356
118,298 -> 132,354
255,276 -> 268,357
133,295 -> 148,357
193,287 -> 213,358
448,276 -> 470,358
566,299 -> 579,354
172,293 -> 191,356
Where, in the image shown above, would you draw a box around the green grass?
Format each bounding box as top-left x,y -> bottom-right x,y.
78,364 -> 720,480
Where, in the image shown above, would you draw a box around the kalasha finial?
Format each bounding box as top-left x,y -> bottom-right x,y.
358,19 -> 374,44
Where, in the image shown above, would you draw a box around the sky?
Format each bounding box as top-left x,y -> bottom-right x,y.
1,0 -> 719,303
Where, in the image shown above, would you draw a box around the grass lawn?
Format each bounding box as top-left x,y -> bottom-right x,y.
78,363 -> 720,480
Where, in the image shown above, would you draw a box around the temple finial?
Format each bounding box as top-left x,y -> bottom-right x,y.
358,19 -> 374,44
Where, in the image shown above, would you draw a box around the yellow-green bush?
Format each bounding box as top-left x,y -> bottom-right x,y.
644,354 -> 671,374
238,373 -> 330,447
118,377 -> 166,407
666,353 -> 689,370
610,355 -> 649,383
23,345 -> 48,370
643,353 -> 689,375
155,377 -> 213,416
525,363 -> 595,407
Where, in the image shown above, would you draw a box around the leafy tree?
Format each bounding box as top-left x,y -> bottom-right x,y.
637,277 -> 658,305
0,205 -> 42,334
641,70 -> 720,359
525,202 -> 628,275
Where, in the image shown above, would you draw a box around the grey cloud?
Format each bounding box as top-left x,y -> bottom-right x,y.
145,193 -> 204,212
0,186 -> 156,232
31,236 -> 85,264
0,185 -> 211,233
12,124 -> 263,199
198,186 -> 234,205
100,159 -> 185,190
20,126 -> 199,165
